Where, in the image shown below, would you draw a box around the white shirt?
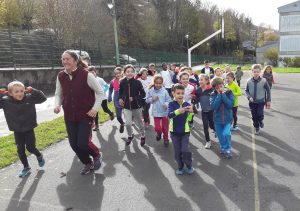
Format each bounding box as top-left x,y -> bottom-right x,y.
184,84 -> 195,104
96,77 -> 108,100
138,77 -> 152,99
205,68 -> 211,75
160,70 -> 173,89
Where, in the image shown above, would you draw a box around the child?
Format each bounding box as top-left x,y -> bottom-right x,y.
245,64 -> 271,135
88,66 -> 114,131
179,72 -> 197,127
196,74 -> 215,149
201,60 -> 214,75
148,63 -> 156,78
212,67 -> 223,80
168,83 -> 194,175
119,64 -> 146,146
262,65 -> 274,89
137,68 -> 152,127
222,64 -> 232,84
210,77 -> 235,158
108,67 -> 125,133
146,75 -> 172,146
160,63 -> 173,96
235,66 -> 243,87
0,82 -> 46,177
226,72 -> 242,131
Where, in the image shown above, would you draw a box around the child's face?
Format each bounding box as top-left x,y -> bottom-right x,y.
224,67 -> 231,73
266,67 -> 271,73
149,66 -> 156,73
205,63 -> 209,68
173,89 -> 184,102
171,65 -> 176,71
215,83 -> 224,93
154,78 -> 163,90
62,53 -> 77,71
199,76 -> 207,87
180,74 -> 189,87
141,71 -> 147,79
125,68 -> 135,79
115,70 -> 121,79
252,69 -> 261,79
215,69 -> 222,76
9,85 -> 25,101
226,76 -> 234,84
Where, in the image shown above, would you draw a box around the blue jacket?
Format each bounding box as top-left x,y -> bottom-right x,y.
168,100 -> 194,134
210,89 -> 234,124
146,87 -> 172,117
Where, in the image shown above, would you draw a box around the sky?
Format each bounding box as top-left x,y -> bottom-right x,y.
203,0 -> 298,29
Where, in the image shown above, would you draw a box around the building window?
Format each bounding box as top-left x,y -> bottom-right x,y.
280,35 -> 300,51
280,15 -> 300,32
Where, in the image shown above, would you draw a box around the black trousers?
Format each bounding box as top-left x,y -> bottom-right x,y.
65,119 -> 100,165
237,80 -> 241,87
201,111 -> 215,142
14,129 -> 42,168
95,99 -> 113,126
249,102 -> 265,128
232,106 -> 238,127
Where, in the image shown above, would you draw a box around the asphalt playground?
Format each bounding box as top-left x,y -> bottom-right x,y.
0,72 -> 300,211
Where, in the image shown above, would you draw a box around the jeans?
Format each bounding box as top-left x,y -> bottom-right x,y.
215,123 -> 232,152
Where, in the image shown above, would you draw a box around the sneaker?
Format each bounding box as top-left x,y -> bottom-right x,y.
110,113 -> 115,121
186,167 -> 194,175
189,123 -> 194,129
18,167 -> 31,178
140,136 -> 146,147
220,148 -> 225,155
126,136 -> 134,146
93,154 -> 102,170
156,133 -> 162,141
255,127 -> 260,135
164,140 -> 169,147
224,151 -> 232,159
259,121 -> 264,128
213,130 -> 217,138
93,127 -> 99,131
175,169 -> 184,175
231,126 -> 239,131
205,141 -> 211,149
119,124 -> 125,133
80,163 -> 94,175
37,155 -> 45,167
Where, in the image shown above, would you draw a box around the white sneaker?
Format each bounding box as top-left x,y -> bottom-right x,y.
205,141 -> 211,149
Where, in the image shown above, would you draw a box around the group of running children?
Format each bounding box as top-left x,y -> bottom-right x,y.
0,60 -> 273,177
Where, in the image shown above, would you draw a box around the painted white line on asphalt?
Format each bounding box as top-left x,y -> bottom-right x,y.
252,126 -> 260,211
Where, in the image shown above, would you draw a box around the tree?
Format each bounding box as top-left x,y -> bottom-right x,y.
0,0 -> 22,28
264,48 -> 278,66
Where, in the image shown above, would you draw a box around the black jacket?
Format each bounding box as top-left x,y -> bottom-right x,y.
201,67 -> 214,75
0,89 -> 47,132
118,78 -> 146,110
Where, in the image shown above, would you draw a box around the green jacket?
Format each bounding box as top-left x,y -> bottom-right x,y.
226,82 -> 242,107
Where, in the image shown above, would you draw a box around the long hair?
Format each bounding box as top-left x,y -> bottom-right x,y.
263,65 -> 273,75
149,74 -> 163,89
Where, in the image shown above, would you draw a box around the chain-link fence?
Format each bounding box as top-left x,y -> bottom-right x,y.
0,30 -> 243,69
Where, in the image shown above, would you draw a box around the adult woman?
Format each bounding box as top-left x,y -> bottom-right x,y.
54,50 -> 104,175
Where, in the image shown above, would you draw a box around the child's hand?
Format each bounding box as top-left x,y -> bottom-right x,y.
26,86 -> 33,93
152,96 -> 158,101
185,105 -> 193,113
119,99 -> 124,107
177,107 -> 186,114
0,89 -> 8,95
249,97 -> 254,102
87,109 -> 97,118
266,101 -> 271,109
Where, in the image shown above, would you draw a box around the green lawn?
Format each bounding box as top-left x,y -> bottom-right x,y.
0,103 -> 115,168
212,64 -> 300,73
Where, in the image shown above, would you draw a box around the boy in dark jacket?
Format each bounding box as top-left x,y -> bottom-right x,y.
210,77 -> 235,158
168,84 -> 194,175
0,81 -> 47,177
119,64 -> 146,146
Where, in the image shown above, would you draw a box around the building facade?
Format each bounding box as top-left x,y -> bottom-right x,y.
278,1 -> 300,58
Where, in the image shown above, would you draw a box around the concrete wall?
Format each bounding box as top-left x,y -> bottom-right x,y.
0,66 -> 115,95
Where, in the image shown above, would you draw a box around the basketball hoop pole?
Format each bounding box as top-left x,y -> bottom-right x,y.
188,17 -> 224,67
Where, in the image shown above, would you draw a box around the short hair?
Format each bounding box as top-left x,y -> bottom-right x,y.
179,71 -> 189,80
180,66 -> 189,72
226,72 -> 235,79
124,64 -> 135,73
214,67 -> 221,73
211,77 -> 224,88
252,64 -> 262,71
114,67 -> 122,73
7,81 -> 25,92
204,60 -> 209,64
199,74 -> 210,84
172,83 -> 185,92
149,63 -> 155,68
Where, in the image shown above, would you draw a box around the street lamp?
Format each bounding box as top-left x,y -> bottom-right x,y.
185,34 -> 189,50
107,0 -> 120,66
